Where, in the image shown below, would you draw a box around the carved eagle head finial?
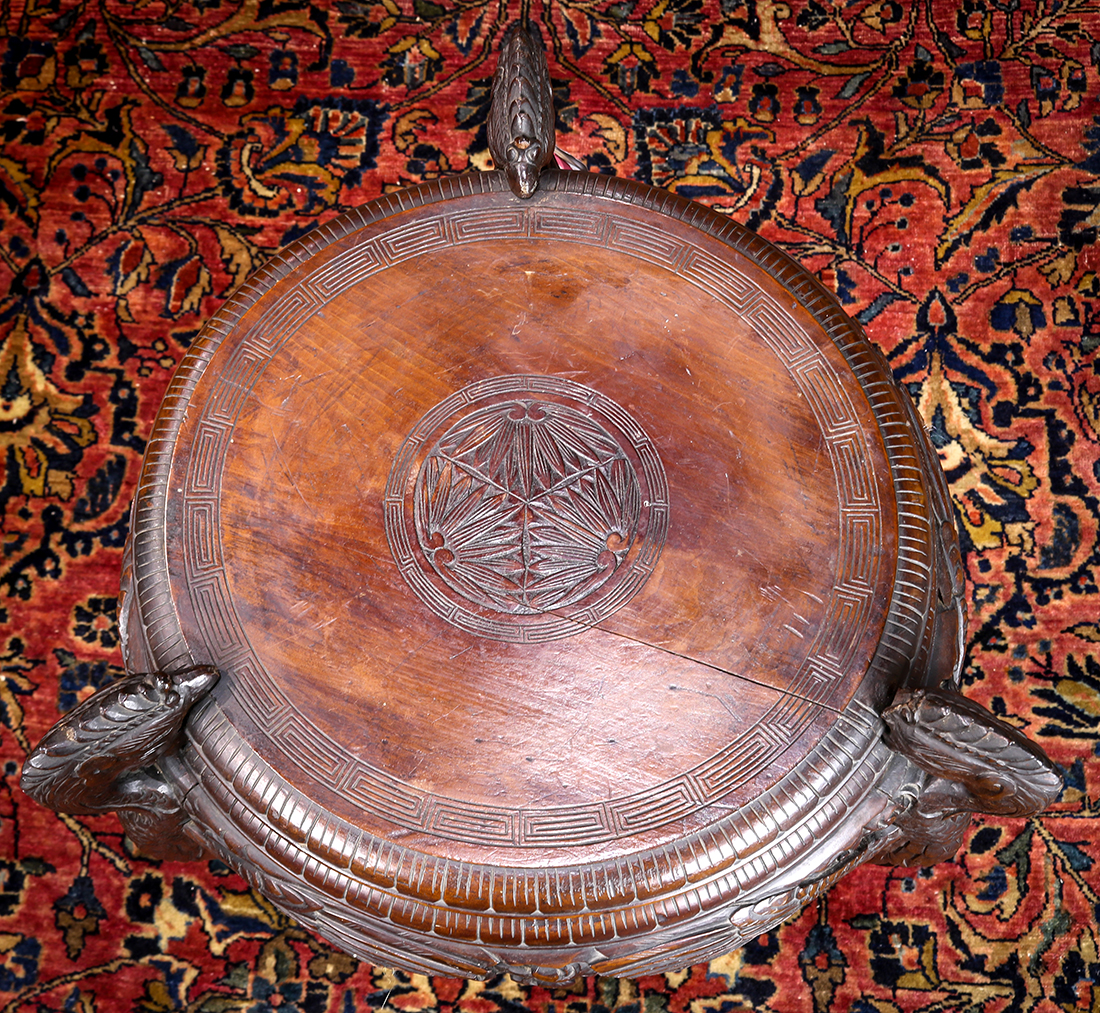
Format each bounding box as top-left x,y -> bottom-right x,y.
487,22 -> 555,199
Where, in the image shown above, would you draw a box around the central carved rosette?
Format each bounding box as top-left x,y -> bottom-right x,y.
415,398 -> 642,615
385,376 -> 668,643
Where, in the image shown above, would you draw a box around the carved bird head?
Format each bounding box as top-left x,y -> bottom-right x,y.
487,22 -> 555,199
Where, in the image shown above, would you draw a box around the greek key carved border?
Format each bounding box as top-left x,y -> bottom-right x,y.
173,199 -> 881,845
130,172 -> 933,863
173,695 -> 901,965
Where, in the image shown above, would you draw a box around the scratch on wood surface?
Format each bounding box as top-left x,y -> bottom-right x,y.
271,432 -> 312,510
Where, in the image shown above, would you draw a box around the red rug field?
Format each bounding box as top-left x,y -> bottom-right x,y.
2,1 -> 1099,1010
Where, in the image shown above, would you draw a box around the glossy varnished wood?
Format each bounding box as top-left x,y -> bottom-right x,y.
109,170 -> 948,978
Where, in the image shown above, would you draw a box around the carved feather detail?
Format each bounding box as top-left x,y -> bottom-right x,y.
487,22 -> 555,198
21,665 -> 219,817
883,686 -> 1062,817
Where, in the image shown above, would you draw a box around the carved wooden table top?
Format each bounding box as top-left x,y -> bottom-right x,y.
163,174 -> 902,853
22,23 -> 1060,985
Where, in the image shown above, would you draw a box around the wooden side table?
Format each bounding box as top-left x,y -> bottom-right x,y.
22,23 -> 1060,984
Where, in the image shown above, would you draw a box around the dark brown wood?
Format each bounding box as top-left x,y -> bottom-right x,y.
20,664 -> 218,861
487,22 -> 555,198
877,686 -> 1061,865
22,169 -> 1061,979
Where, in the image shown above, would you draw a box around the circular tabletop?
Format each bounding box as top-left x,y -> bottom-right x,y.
127,171 -> 934,975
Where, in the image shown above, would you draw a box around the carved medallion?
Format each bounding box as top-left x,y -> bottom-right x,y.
385,375 -> 669,642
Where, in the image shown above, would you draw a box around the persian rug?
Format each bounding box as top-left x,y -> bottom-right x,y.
2,0 -> 1099,1010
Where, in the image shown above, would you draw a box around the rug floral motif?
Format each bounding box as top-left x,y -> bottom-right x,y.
2,1 -> 1099,1010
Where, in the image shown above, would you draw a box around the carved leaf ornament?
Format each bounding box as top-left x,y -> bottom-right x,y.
416,399 -> 642,614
